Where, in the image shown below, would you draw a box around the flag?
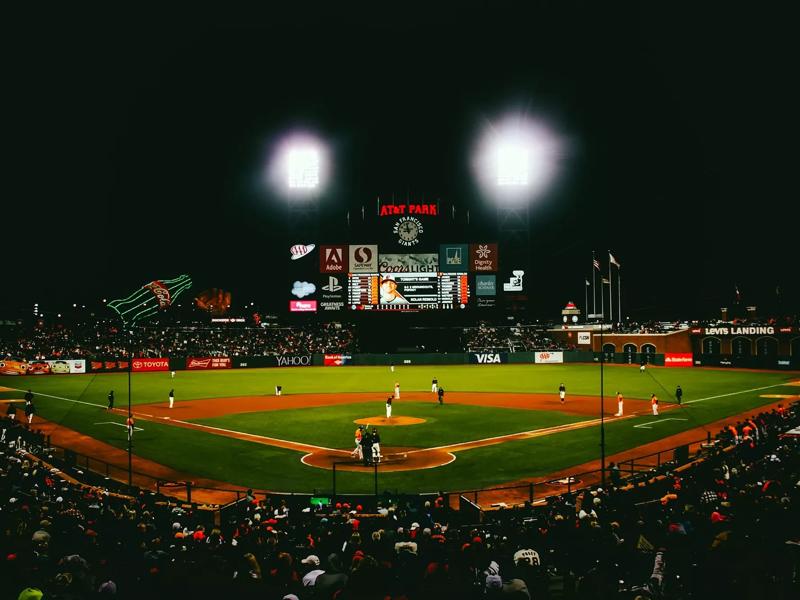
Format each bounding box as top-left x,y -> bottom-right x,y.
593,258 -> 600,271
609,252 -> 620,268
108,274 -> 192,325
585,279 -> 591,286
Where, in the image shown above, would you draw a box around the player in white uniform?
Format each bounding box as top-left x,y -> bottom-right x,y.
394,382 -> 400,399
431,377 -> 438,393
385,395 -> 393,419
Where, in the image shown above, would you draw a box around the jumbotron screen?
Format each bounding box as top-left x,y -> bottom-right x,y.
348,272 -> 470,310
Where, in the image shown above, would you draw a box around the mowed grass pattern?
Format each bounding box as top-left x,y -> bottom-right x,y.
1,365 -> 798,493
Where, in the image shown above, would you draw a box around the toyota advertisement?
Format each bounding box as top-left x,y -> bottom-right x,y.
132,358 -> 170,372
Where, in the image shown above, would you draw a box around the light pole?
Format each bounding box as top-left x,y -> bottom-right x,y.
600,319 -> 606,488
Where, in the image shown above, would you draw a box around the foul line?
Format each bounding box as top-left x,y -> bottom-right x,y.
634,418 -> 688,429
94,421 -> 144,432
682,382 -> 790,405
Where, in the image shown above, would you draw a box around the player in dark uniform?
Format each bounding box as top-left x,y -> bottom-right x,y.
362,428 -> 373,466
24,399 -> 35,424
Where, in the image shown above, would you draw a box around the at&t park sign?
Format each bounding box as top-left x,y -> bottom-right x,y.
379,202 -> 438,217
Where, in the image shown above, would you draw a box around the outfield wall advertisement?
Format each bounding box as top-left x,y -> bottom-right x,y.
186,357 -> 232,370
132,358 -> 169,372
534,351 -> 564,364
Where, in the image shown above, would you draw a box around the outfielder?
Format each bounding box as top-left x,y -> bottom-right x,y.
558,383 -> 566,404
385,395 -> 392,419
168,388 -> 175,409
394,382 -> 400,400
651,394 -> 659,416
614,391 -> 623,417
431,377 -> 438,393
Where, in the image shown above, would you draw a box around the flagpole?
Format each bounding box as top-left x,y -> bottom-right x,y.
592,250 -> 597,315
608,258 -> 613,323
584,280 -> 589,321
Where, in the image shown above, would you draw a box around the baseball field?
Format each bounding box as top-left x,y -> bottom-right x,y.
2,364 -> 799,497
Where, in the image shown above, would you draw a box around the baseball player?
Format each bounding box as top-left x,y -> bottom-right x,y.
558,383 -> 566,404
107,390 -> 115,411
168,388 -> 175,409
651,394 -> 659,416
385,395 -> 393,419
431,377 -> 438,393
351,426 -> 364,460
614,391 -> 623,417
394,382 -> 400,400
371,427 -> 381,463
25,399 -> 35,424
675,385 -> 683,405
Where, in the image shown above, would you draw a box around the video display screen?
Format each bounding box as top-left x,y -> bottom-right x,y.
348,272 -> 469,310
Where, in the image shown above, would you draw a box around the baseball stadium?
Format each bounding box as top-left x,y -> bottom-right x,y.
4,7 -> 799,600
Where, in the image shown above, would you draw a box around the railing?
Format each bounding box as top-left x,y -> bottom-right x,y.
34,433 -> 718,512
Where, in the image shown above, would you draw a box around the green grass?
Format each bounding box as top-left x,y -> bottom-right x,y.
192,402 -> 586,448
1,365 -> 797,493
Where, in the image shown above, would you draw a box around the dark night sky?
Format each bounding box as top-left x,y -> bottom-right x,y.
4,3 -> 797,321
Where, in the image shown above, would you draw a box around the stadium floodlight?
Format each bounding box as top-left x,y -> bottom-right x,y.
266,131 -> 330,198
472,112 -> 564,203
287,147 -> 320,189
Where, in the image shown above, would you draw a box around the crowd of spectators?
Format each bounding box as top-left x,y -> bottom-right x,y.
0,321 -> 359,359
462,324 -> 565,353
4,399 -> 797,599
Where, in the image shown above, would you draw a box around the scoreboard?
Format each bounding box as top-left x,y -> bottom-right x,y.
348,272 -> 469,310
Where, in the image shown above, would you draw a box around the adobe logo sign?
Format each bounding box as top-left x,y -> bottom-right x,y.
320,245 -> 348,273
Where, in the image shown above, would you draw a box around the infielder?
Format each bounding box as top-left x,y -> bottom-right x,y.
431,377 -> 438,393
126,415 -> 135,441
168,388 -> 175,409
558,383 -> 566,404
394,382 -> 400,400
614,391 -> 624,417
651,394 -> 659,416
385,395 -> 393,419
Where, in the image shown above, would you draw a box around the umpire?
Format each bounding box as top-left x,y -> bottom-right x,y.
362,428 -> 374,466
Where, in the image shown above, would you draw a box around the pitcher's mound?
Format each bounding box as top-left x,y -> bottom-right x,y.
354,416 -> 426,426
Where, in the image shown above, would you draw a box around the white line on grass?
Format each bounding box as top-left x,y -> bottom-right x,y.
682,383 -> 790,405
634,418 -> 688,429
93,421 -> 143,431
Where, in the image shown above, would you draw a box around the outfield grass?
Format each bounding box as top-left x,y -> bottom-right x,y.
1,365 -> 797,494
